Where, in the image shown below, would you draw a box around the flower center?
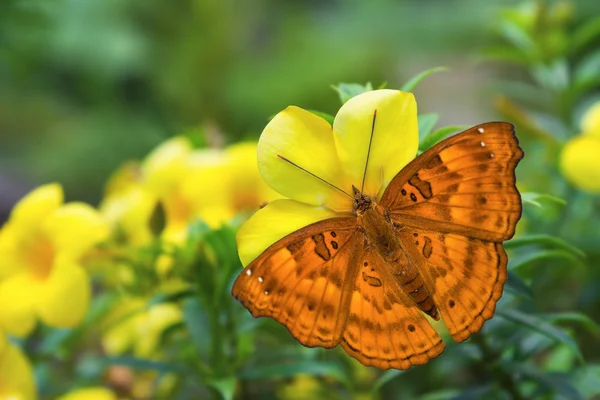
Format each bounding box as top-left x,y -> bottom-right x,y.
26,235 -> 55,280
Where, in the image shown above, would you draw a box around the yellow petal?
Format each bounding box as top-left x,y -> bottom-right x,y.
36,261 -> 90,328
143,137 -> 192,197
237,199 -> 337,266
0,226 -> 20,279
581,101 -> 600,138
333,89 -> 418,198
258,107 -> 350,209
56,388 -> 116,400
133,303 -> 182,358
0,339 -> 37,400
560,135 -> 600,193
0,273 -> 38,337
43,203 -> 110,261
9,183 -> 63,236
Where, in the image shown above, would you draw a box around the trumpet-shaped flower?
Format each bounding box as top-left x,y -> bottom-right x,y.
237,89 -> 418,265
560,102 -> 600,193
0,332 -> 36,400
140,137 -> 280,245
0,184 -> 109,336
102,298 -> 182,359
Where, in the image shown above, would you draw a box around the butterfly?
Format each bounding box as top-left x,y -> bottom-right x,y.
232,120 -> 523,370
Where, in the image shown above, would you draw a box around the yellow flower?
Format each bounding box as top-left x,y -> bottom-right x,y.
581,101 -> 600,138
237,89 -> 418,265
100,162 -> 157,246
141,137 -> 280,245
102,298 -> 182,359
56,387 -> 116,400
0,184 -> 109,336
0,332 -> 37,400
560,135 -> 600,193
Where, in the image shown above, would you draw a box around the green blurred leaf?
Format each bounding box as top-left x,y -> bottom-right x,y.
240,360 -> 352,389
479,46 -> 531,65
147,287 -> 196,308
572,364 -> 600,398
307,109 -> 335,125
505,234 -> 585,258
505,362 -> 584,400
509,249 -> 585,271
498,19 -> 536,54
505,271 -> 532,298
521,192 -> 566,208
419,125 -> 466,152
411,389 -> 461,400
418,113 -> 439,143
531,59 -> 570,91
497,309 -> 584,363
207,377 -> 237,400
571,15 -> 600,55
101,355 -> 183,373
401,66 -> 447,92
183,297 -> 211,357
573,49 -> 600,94
371,369 -> 406,392
332,82 -> 374,104
541,312 -> 600,338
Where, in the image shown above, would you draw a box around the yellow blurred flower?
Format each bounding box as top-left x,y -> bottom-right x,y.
560,135 -> 600,193
0,332 -> 36,400
100,162 -> 157,246
102,298 -> 182,359
56,387 -> 116,400
581,101 -> 600,138
237,89 -> 418,265
0,184 -> 109,336
139,137 -> 280,245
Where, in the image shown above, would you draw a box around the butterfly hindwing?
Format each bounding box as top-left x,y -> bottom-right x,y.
398,229 -> 508,342
232,217 -> 361,348
380,122 -> 523,242
340,244 -> 445,370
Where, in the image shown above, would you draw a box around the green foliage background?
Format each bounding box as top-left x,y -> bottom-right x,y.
1,0 -> 600,399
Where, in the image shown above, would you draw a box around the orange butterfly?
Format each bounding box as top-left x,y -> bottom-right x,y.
232,104 -> 523,370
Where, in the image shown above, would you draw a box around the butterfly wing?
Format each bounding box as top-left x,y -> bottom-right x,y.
232,217 -> 362,348
380,122 -> 523,242
340,243 -> 445,370
379,122 -> 523,342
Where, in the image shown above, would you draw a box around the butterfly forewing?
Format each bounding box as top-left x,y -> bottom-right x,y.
380,122 -> 523,242
232,217 -> 361,348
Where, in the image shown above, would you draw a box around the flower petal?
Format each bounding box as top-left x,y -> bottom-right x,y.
560,136 -> 600,193
57,388 -> 117,400
43,203 -> 110,260
0,339 -> 37,400
258,107 -> 351,209
9,183 -> 63,235
143,137 -> 192,197
36,261 -> 90,328
236,199 -> 337,266
333,89 -> 418,198
0,273 -> 38,337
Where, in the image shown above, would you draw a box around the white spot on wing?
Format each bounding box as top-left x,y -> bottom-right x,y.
246,269 -> 252,276
478,127 -> 485,133
490,153 -> 495,158
480,141 -> 486,147
258,276 -> 263,283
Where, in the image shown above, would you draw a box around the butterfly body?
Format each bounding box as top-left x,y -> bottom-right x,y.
233,122 -> 523,370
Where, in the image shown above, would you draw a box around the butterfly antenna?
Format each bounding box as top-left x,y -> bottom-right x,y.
361,109 -> 377,192
277,155 -> 353,198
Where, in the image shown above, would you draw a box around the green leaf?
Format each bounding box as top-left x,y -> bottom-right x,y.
505,271 -> 532,298
182,297 -> 211,357
332,82 -> 374,104
504,362 -> 584,400
307,109 -> 334,125
100,355 -> 183,373
371,369 -> 406,392
401,67 -> 447,92
419,125 -> 466,152
207,377 -> 237,400
505,234 -> 585,259
147,288 -> 196,308
521,192 -> 566,208
240,360 -> 352,389
509,249 -> 585,271
496,309 -> 584,363
571,15 -> 600,55
573,49 -> 600,94
541,312 -> 600,338
417,113 -> 439,143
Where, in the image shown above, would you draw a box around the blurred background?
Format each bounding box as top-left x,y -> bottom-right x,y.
1,0 -> 600,398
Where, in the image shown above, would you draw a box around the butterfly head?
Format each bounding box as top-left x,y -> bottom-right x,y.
352,185 -> 373,215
